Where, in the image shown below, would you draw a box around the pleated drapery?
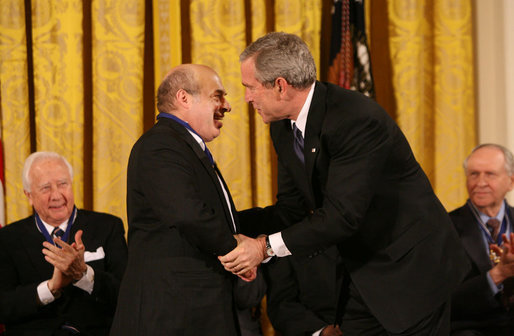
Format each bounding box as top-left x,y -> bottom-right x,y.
385,0 -> 475,211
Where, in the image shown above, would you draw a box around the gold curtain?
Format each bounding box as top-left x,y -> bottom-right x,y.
32,1 -> 85,207
384,0 -> 476,211
152,0 -> 182,93
91,0 -> 145,220
0,0 -> 32,221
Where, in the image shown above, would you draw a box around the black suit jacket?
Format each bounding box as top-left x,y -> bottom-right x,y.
240,82 -> 470,333
449,202 -> 514,332
263,246 -> 343,336
0,210 -> 127,336
111,117 -> 241,336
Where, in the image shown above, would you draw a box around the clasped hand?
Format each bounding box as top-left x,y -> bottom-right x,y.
42,230 -> 87,292
218,234 -> 267,281
490,233 -> 514,284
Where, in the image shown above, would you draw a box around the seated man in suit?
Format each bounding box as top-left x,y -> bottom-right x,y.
450,143 -> 514,336
0,151 -> 128,335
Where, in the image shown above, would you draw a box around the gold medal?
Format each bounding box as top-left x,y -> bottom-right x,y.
489,247 -> 502,265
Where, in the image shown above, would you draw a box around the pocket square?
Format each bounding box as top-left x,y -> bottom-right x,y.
84,246 -> 105,262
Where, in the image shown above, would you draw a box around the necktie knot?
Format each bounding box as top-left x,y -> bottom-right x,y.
486,218 -> 500,241
292,123 -> 304,164
51,227 -> 64,239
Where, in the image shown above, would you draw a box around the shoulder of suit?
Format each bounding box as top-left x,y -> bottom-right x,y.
0,215 -> 35,237
448,204 -> 471,219
76,209 -> 123,225
448,204 -> 475,235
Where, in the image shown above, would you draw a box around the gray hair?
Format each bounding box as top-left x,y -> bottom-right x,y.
23,151 -> 74,192
239,32 -> 317,89
463,143 -> 514,175
156,66 -> 201,113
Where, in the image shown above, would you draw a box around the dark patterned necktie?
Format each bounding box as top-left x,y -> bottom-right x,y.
51,227 -> 64,240
292,123 -> 304,164
486,218 -> 500,241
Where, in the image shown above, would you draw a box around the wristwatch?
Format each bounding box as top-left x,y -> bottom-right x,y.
265,236 -> 275,257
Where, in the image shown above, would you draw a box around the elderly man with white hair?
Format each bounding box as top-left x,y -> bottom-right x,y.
0,151 -> 127,336
450,144 -> 514,336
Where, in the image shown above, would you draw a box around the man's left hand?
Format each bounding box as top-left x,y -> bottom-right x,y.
218,234 -> 266,275
42,230 -> 87,281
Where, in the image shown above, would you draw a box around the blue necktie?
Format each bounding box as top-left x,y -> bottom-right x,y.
202,145 -> 215,166
292,123 -> 304,164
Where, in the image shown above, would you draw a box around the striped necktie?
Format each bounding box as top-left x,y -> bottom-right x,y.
292,123 -> 304,164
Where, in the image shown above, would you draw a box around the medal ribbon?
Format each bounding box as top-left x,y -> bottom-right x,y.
157,113 -> 215,165
35,206 -> 77,247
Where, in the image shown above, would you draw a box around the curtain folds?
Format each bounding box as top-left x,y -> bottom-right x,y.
386,0 -> 475,210
32,1 -> 85,207
152,0 -> 182,92
1,0 -> 34,221
91,0 -> 145,220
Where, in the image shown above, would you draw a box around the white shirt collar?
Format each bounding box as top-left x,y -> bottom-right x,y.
290,82 -> 316,136
36,216 -> 71,235
187,129 -> 205,150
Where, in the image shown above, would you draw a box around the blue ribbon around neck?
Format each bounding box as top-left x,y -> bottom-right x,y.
35,206 -> 77,247
157,112 -> 215,165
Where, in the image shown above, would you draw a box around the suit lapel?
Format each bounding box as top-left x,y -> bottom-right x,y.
214,165 -> 239,234
275,120 -> 304,167
458,205 -> 493,272
22,216 -> 54,277
165,119 -> 237,234
272,119 -> 317,208
304,82 -> 325,182
70,211 -> 87,244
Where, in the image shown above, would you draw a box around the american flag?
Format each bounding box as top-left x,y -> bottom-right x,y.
328,0 -> 375,98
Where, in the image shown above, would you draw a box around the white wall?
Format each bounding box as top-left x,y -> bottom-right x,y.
474,0 -> 514,204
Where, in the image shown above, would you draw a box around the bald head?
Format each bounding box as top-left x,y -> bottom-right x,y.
155,64 -> 231,142
157,64 -> 202,113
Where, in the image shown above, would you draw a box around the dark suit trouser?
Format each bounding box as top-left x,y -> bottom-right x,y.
341,283 -> 450,336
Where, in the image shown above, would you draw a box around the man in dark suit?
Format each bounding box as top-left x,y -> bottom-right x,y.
219,32 -> 470,335
449,144 -> 514,336
264,246 -> 344,336
110,64 -> 256,336
0,151 -> 127,336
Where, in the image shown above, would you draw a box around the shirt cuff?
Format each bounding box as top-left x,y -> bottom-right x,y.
486,271 -> 503,295
37,280 -> 57,305
73,265 -> 95,294
269,232 -> 291,257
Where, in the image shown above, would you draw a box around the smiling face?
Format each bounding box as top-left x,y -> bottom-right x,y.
187,67 -> 231,142
25,158 -> 75,226
466,146 -> 514,216
241,58 -> 285,124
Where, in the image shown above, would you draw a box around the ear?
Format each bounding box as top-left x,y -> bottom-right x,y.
275,77 -> 288,95
508,174 -> 514,192
175,89 -> 192,109
24,190 -> 34,206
